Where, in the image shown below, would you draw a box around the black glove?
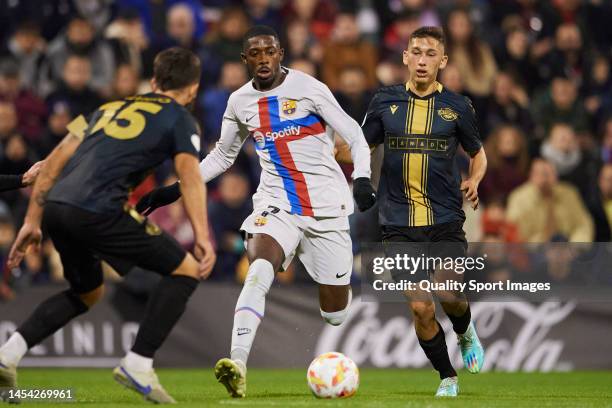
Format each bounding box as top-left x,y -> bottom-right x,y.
135,182 -> 182,215
352,177 -> 376,212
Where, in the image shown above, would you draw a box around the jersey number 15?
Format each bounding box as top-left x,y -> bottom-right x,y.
91,101 -> 162,140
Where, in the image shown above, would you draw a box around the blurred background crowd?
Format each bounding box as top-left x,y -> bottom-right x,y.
0,0 -> 611,296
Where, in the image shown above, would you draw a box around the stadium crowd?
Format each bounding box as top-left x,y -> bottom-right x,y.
0,0 -> 611,294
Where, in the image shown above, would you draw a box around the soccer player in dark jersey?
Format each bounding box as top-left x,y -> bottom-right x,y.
362,27 -> 487,396
0,47 -> 215,404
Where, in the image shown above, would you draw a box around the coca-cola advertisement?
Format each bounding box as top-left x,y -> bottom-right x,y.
1,284 -> 611,370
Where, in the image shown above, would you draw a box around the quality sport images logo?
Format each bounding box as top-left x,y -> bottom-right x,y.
252,125 -> 302,149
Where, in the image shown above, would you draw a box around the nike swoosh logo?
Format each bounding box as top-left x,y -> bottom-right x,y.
120,367 -> 152,395
336,272 -> 348,279
246,114 -> 256,123
237,332 -> 248,336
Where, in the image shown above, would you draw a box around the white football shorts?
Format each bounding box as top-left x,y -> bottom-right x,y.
241,206 -> 353,285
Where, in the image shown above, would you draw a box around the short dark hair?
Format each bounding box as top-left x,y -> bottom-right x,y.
242,25 -> 280,50
153,47 -> 201,91
409,26 -> 446,48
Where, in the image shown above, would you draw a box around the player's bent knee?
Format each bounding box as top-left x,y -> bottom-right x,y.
78,284 -> 105,308
410,301 -> 436,322
172,253 -> 199,279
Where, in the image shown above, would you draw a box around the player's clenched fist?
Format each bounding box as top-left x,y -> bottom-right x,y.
194,239 -> 216,279
353,177 -> 377,212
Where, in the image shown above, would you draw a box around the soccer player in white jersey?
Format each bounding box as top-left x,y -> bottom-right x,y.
136,25 -> 377,398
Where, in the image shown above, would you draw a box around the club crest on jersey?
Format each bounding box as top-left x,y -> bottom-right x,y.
438,107 -> 458,121
282,99 -> 297,115
254,215 -> 267,226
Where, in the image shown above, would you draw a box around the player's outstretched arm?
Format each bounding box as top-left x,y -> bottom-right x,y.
461,147 -> 487,210
136,182 -> 182,215
136,102 -> 248,215
174,153 -> 216,278
7,131 -> 83,268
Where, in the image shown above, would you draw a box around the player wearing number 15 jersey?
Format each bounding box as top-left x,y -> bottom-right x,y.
0,48 -> 215,404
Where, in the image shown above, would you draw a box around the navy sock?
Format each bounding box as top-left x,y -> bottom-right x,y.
18,290 -> 88,347
418,321 -> 457,379
447,304 -> 471,335
132,275 -> 198,358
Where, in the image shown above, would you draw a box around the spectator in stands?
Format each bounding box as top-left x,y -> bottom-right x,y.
200,61 -> 248,144
116,0 -> 207,43
208,172 -> 252,281
480,199 -> 521,243
439,63 -> 466,95
587,163 -> 612,242
0,102 -> 18,143
245,0 -> 282,33
322,13 -> 377,91
111,64 -> 140,100
541,123 -> 599,202
531,76 -> 591,140
282,0 -> 338,41
374,0 -> 440,30
41,17 -> 115,97
445,8 -> 497,99
0,134 -> 34,183
381,10 -> 421,58
601,118 -> 612,164
35,101 -> 73,159
288,58 -> 317,77
283,20 -> 323,65
161,3 -> 200,51
0,59 -> 47,144
375,57 -> 406,86
105,8 -> 152,77
333,66 -> 372,123
46,54 -> 103,116
333,65 -> 372,181
45,54 -> 104,118
506,158 -> 593,243
200,7 -> 251,89
583,54 -> 612,129
480,125 -> 530,204
537,22 -> 587,85
482,71 -> 532,137
0,21 -> 46,94
494,27 -> 538,91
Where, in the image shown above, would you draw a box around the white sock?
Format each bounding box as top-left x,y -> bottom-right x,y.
320,288 -> 352,326
123,351 -> 153,372
0,332 -> 28,367
230,259 -> 275,366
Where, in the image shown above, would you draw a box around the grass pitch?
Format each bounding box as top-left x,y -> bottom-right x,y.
11,368 -> 612,407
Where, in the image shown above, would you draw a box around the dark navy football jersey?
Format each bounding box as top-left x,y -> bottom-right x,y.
48,93 -> 199,214
363,82 -> 482,227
